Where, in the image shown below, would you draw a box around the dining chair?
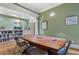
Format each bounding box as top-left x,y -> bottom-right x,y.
57,40 -> 72,55
47,40 -> 72,55
14,37 -> 31,55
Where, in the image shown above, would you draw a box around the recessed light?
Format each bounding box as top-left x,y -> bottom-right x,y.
15,20 -> 21,23
29,19 -> 36,23
50,12 -> 55,17
29,20 -> 32,23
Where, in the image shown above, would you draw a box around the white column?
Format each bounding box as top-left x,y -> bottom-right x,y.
29,17 -> 38,35
35,19 -> 38,35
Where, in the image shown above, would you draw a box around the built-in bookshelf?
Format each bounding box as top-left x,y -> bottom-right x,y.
0,29 -> 23,43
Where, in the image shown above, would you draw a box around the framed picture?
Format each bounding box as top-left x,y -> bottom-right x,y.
41,20 -> 48,30
66,16 -> 77,25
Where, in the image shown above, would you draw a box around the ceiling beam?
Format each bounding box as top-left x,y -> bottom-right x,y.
13,3 -> 40,15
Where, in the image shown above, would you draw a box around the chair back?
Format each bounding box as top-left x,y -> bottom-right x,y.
58,40 -> 72,55
64,40 -> 72,55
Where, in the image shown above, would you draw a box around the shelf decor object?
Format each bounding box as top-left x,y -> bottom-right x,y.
41,20 -> 48,30
66,16 -> 77,25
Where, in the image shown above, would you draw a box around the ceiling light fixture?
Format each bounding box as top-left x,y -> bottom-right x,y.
50,12 -> 55,17
15,20 -> 21,23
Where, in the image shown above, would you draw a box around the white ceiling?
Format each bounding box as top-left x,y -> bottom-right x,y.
0,3 -> 39,21
0,3 -> 62,19
19,3 -> 62,13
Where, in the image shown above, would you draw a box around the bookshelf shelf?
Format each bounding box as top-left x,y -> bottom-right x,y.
0,29 -> 23,43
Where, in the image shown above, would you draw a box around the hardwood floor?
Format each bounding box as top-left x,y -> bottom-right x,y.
68,48 -> 79,55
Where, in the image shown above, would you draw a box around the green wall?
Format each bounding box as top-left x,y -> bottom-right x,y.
0,15 -> 29,30
39,3 -> 79,44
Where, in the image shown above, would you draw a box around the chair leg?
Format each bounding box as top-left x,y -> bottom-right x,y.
22,49 -> 30,55
22,45 -> 31,55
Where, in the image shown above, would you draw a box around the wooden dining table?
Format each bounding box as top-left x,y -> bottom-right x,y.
22,35 -> 66,55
